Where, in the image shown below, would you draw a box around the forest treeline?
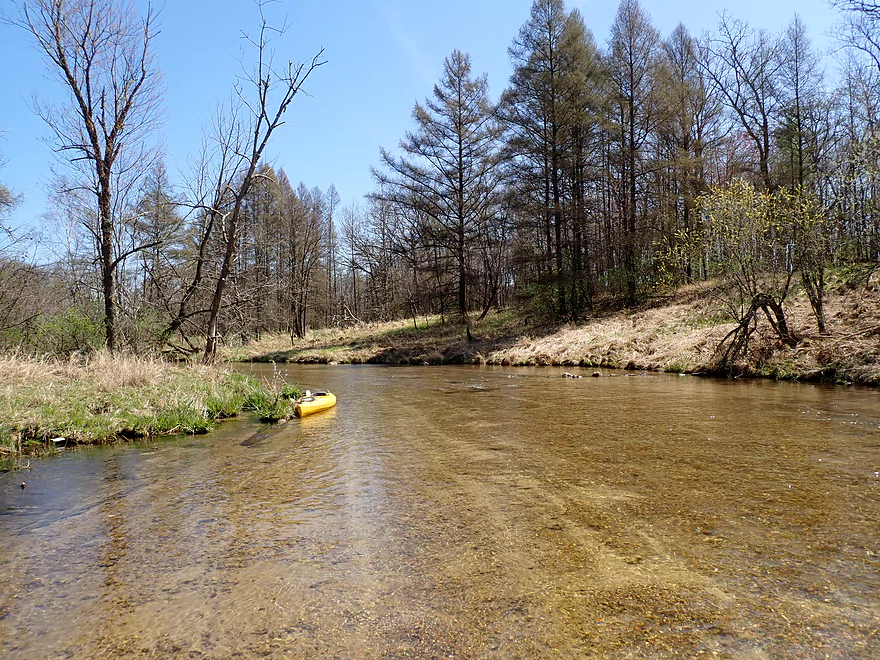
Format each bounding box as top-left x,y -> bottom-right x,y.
1,0 -> 879,364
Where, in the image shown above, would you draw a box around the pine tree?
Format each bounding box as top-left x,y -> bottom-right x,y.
373,50 -> 502,322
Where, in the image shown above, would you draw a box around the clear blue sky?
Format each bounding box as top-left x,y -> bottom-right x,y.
0,0 -> 840,233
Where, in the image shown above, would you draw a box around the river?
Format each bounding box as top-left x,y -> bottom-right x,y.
1,365 -> 878,658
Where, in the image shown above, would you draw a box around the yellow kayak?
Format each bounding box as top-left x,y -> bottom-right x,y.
294,391 -> 336,417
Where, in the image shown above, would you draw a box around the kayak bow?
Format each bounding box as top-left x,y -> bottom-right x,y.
294,391 -> 336,417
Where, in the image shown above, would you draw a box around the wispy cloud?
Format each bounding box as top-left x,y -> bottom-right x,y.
376,0 -> 437,86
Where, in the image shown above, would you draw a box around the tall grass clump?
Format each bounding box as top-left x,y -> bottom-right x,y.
0,350 -> 285,456
240,362 -> 303,422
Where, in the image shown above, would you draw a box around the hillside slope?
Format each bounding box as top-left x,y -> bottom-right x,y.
227,274 -> 880,385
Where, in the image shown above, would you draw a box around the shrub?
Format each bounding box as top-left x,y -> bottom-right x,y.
30,308 -> 104,357
243,389 -> 293,422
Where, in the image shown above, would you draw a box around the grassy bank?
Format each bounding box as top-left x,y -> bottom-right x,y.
0,352 -> 303,459
227,274 -> 880,385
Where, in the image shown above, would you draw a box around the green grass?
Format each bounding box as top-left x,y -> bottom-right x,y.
242,389 -> 294,423
0,354 -> 303,456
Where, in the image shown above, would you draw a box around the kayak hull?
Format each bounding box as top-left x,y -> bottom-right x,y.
294,391 -> 336,417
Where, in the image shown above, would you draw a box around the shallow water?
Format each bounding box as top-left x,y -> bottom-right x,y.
1,365 -> 878,658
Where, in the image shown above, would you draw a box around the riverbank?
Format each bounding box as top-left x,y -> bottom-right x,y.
227,274 -> 880,385
5,276 -> 875,459
0,352 -> 301,459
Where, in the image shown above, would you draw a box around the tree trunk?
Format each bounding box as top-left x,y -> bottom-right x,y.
204,203 -> 243,364
99,176 -> 117,353
756,294 -> 798,347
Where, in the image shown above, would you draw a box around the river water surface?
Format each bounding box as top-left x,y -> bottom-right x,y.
1,365 -> 879,658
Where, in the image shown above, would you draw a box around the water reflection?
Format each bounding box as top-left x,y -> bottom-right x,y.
1,366 -> 878,658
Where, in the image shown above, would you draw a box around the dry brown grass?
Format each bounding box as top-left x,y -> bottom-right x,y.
485,299 -> 731,372
0,349 -> 224,391
488,275 -> 880,383
222,314 -> 476,365
221,274 -> 880,384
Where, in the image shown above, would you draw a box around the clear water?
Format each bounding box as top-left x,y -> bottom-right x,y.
1,365 -> 878,658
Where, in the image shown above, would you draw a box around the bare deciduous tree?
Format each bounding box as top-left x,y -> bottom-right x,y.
775,15 -> 825,189
503,0 -> 597,316
200,1 -> 324,363
11,0 -> 164,352
607,0 -> 662,304
0,152 -> 18,234
833,1 -> 880,19
703,14 -> 783,191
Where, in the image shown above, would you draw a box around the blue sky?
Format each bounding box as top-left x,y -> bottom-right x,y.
1,0 -> 840,232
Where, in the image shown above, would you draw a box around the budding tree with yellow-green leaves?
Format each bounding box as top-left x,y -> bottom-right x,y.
687,180 -> 828,367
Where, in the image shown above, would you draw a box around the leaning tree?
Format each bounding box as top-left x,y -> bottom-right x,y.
200,1 -> 324,363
